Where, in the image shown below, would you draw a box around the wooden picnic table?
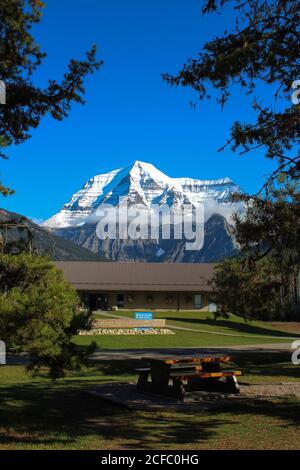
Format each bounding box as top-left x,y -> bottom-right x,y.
136,356 -> 242,401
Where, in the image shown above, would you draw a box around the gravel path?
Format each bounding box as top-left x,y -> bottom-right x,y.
87,381 -> 300,411
239,382 -> 300,398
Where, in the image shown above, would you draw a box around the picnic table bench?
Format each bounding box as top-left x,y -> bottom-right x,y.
136,356 -> 242,401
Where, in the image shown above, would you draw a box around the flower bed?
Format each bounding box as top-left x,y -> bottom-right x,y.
78,328 -> 175,336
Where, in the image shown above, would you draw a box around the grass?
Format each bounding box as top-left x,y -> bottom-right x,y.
0,351 -> 300,450
75,331 -> 290,349
76,311 -> 300,349
108,310 -> 299,336
1,312 -> 299,450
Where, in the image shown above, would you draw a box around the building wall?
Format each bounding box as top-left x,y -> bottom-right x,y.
80,290 -> 213,311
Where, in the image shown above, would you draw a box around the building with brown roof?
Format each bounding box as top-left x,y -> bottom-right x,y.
55,262 -> 216,312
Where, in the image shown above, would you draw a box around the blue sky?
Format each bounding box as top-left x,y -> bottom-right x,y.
2,0 -> 278,221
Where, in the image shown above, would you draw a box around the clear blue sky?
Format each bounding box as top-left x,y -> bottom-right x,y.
2,0 -> 277,221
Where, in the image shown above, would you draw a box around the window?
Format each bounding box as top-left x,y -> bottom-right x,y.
117,294 -> 124,308
82,294 -> 91,310
194,294 -> 202,309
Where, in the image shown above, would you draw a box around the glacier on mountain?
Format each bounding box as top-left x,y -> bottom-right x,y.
42,161 -> 242,229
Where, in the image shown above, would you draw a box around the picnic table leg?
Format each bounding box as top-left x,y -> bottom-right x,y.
151,363 -> 171,389
137,371 -> 149,389
172,378 -> 186,402
225,375 -> 240,394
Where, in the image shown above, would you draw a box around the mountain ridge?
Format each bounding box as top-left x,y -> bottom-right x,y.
0,208 -> 107,261
41,161 -> 241,263
42,161 -> 241,229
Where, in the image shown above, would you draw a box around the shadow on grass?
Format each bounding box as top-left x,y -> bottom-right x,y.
92,354 -> 300,382
238,362 -> 300,381
1,352 -> 300,449
82,351 -> 300,381
0,376 -> 227,449
215,398 -> 300,429
167,317 -> 300,338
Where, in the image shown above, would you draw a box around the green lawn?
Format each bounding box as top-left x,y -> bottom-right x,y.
0,352 -> 300,450
76,311 -> 300,349
75,331 -> 291,349
1,312 -> 299,449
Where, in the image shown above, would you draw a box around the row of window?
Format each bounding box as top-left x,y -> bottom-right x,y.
81,293 -> 218,310
116,293 -> 203,308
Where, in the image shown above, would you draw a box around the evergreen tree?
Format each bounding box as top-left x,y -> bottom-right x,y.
0,253 -> 94,378
215,182 -> 300,319
233,182 -> 300,306
0,0 -> 102,195
163,1 -> 300,319
163,0 -> 300,186
0,2 -> 99,372
214,256 -> 282,320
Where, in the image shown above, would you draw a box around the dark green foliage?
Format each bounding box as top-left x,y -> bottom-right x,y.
215,183 -> 300,320
0,2 -> 100,374
0,253 -> 95,378
164,1 -> 300,320
0,0 -> 103,194
163,0 -> 300,186
214,256 -> 282,320
234,184 -> 300,268
235,182 -> 300,308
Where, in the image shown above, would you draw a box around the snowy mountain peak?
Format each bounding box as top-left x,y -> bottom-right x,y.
42,161 -> 241,228
127,160 -> 174,186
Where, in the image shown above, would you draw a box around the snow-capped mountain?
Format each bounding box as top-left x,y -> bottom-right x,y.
42,161 -> 242,263
43,161 -> 241,228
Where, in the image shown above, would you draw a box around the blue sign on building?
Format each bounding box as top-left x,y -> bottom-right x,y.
134,312 -> 153,320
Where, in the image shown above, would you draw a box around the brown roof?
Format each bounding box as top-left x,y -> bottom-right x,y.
55,262 -> 215,292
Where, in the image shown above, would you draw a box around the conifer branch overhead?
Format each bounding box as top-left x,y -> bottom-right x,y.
163,0 -> 300,184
